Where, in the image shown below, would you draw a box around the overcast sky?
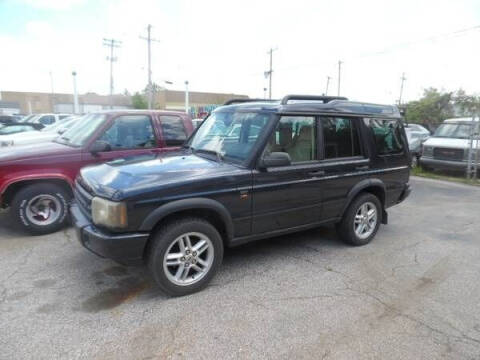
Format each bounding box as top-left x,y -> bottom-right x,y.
1,0 -> 480,104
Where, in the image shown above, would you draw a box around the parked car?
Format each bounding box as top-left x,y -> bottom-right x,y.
0,123 -> 43,138
71,95 -> 411,296
0,110 -> 193,234
18,113 -> 71,126
420,117 -> 480,171
405,123 -> 430,139
192,118 -> 204,128
405,127 -> 429,167
0,116 -> 80,147
0,115 -> 17,124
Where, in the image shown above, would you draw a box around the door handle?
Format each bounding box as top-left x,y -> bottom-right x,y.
308,170 -> 325,177
356,165 -> 369,171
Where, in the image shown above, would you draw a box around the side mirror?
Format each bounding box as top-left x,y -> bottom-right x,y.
90,140 -> 111,155
259,152 -> 291,168
57,128 -> 66,135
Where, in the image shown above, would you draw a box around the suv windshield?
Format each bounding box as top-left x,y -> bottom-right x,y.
188,111 -> 271,163
54,113 -> 105,147
434,123 -> 473,139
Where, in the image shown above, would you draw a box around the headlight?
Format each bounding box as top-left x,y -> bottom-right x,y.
0,140 -> 14,147
422,145 -> 433,157
91,197 -> 127,229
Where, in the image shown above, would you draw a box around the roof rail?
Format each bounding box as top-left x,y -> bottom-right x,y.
223,98 -> 278,105
280,95 -> 348,105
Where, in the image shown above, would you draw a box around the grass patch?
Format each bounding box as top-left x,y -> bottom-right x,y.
411,166 -> 480,186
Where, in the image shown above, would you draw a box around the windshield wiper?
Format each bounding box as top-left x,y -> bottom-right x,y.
194,148 -> 223,162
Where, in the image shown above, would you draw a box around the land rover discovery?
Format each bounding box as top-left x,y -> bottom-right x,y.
71,95 -> 411,296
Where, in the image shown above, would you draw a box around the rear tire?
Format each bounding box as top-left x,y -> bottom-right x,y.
147,217 -> 224,296
10,183 -> 70,235
336,193 -> 382,246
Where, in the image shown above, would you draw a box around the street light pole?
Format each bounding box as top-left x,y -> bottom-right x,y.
72,71 -> 79,114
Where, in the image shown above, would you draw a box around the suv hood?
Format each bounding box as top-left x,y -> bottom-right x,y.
423,137 -> 479,149
0,141 -> 78,163
0,130 -> 57,145
80,152 -> 246,201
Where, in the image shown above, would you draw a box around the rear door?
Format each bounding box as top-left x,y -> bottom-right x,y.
317,116 -> 370,221
252,115 -> 325,234
82,114 -> 160,164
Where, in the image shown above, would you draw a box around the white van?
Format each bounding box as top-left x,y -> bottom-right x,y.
420,118 -> 479,171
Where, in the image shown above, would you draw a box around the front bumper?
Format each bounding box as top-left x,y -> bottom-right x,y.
71,203 -> 150,266
419,157 -> 470,170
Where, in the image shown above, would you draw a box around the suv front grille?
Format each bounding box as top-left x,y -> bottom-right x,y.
433,147 -> 464,161
74,180 -> 94,220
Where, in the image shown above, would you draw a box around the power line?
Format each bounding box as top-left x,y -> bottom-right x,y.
140,24 -> 160,109
103,38 -> 122,109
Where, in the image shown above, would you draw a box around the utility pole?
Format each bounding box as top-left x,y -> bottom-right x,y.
185,80 -> 189,114
337,60 -> 343,96
264,47 -> 278,99
72,71 -> 79,114
325,76 -> 331,96
103,38 -> 122,109
140,24 -> 160,109
263,87 -> 267,99
398,72 -> 406,105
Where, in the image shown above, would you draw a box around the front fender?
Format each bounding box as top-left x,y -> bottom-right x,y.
139,197 -> 234,240
0,173 -> 74,195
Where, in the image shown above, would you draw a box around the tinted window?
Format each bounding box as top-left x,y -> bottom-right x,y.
266,116 -> 317,163
322,117 -> 361,159
39,115 -> 55,125
98,115 -> 155,150
160,116 -> 187,146
368,118 -> 404,154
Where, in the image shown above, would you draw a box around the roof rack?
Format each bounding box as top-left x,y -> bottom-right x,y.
281,95 -> 348,105
223,98 -> 278,105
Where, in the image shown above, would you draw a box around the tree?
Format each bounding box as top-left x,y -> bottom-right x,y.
404,88 -> 453,127
453,89 -> 480,116
131,92 -> 147,109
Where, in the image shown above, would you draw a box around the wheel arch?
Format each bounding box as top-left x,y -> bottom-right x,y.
140,198 -> 234,243
341,179 -> 386,219
1,176 -> 73,208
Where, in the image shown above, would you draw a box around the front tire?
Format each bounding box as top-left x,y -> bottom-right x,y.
10,183 -> 70,235
336,193 -> 382,246
147,217 -> 224,296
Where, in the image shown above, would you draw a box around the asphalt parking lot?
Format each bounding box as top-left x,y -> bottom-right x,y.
1,176 -> 480,359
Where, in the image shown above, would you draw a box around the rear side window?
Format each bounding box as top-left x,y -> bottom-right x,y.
322,117 -> 361,159
160,116 -> 187,146
368,119 -> 404,155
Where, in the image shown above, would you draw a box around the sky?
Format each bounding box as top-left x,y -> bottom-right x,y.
1,0 -> 480,104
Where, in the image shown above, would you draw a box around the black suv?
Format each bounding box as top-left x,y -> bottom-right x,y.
71,95 -> 411,296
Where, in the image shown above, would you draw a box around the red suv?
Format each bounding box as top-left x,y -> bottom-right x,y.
0,110 -> 193,235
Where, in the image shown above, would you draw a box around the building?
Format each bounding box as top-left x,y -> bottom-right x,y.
154,89 -> 248,118
0,89 -> 249,115
0,91 -> 131,114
